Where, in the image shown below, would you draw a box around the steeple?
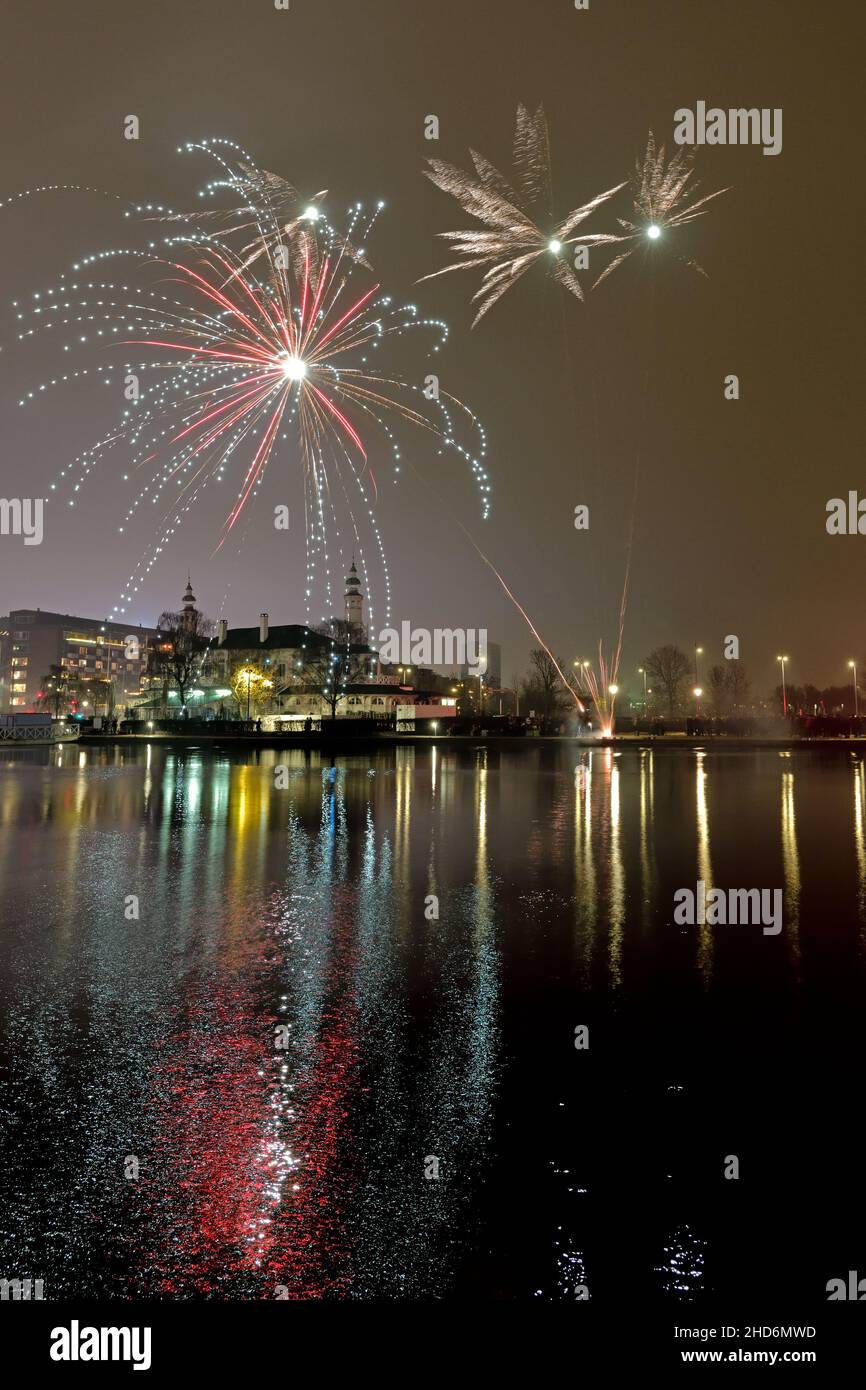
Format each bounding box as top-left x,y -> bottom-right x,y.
345,559 -> 363,632
181,573 -> 197,630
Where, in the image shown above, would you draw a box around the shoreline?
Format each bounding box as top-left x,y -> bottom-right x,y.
67,731 -> 866,752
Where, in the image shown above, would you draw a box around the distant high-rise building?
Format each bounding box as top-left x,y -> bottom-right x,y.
457,640 -> 501,688
485,641 -> 502,690
0,609 -> 158,711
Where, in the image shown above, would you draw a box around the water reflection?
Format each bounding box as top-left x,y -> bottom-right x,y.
638,749 -> 656,929
0,743 -> 864,1300
573,755 -> 597,978
606,750 -> 625,987
695,751 -> 714,985
854,762 -> 866,938
780,765 -> 801,966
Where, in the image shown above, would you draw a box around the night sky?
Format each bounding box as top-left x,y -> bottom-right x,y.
0,0 -> 861,692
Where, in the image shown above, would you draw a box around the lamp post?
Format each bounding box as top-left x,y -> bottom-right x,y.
638,666 -> 648,709
849,661 -> 859,718
693,644 -> 703,687
777,656 -> 789,716
693,685 -> 703,716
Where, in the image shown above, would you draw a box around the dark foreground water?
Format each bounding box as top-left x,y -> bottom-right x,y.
0,741 -> 864,1302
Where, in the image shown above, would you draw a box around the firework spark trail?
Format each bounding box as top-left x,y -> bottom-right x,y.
593,130 -> 728,288
424,115 -> 728,726
450,516 -> 585,718
421,105 -> 628,721
583,134 -> 726,725
10,140 -> 491,625
421,103 -> 624,325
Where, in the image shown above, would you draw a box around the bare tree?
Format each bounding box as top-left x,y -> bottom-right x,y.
152,609 -> 214,710
709,662 -> 751,714
726,663 -> 751,711
644,645 -> 690,716
300,644 -> 368,720
523,648 -> 571,730
37,665 -> 72,718
707,664 -> 729,713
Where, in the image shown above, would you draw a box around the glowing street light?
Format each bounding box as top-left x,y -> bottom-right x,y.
849,660 -> 859,718
777,656 -> 789,716
693,644 -> 703,686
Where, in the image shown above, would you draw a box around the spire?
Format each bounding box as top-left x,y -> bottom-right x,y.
180,573 -> 197,631
344,557 -> 363,631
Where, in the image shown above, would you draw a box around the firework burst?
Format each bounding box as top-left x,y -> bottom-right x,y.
421,104 -> 625,324
12,139 -> 490,629
593,131 -> 729,287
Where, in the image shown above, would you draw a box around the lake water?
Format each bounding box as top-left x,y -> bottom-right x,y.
0,741 -> 863,1301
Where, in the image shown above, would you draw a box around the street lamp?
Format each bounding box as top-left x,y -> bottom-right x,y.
693,685 -> 703,714
638,666 -> 648,707
849,660 -> 859,718
777,656 -> 789,716
693,644 -> 703,686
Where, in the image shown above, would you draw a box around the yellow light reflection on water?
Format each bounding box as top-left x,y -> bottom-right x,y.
781,768 -> 801,965
854,762 -> 866,933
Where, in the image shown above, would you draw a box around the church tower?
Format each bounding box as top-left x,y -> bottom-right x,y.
181,573 -> 197,631
345,560 -> 363,633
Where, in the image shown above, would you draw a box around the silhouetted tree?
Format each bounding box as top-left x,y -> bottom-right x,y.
522,648 -> 571,729
300,644 -> 368,720
645,645 -> 690,716
152,609 -> 214,710
707,662 -> 751,713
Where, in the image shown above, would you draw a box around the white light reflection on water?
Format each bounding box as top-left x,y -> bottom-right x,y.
695,750 -> 714,985
655,1224 -> 707,1298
